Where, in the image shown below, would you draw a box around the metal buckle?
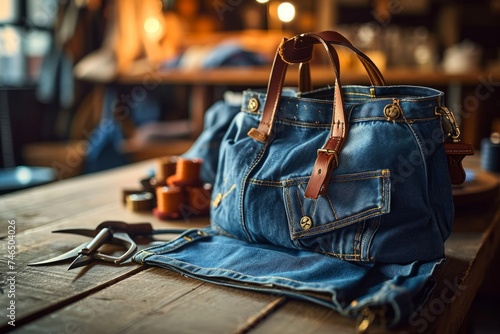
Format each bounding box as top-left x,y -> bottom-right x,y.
435,106 -> 461,142
317,148 -> 339,166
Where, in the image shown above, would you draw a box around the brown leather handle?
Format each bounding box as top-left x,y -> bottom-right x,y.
298,62 -> 312,93
288,31 -> 386,91
248,31 -> 357,199
248,33 -> 344,142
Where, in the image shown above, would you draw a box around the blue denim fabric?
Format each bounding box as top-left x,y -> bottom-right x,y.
211,85 -> 453,263
201,44 -> 267,68
134,227 -> 442,327
163,44 -> 267,69
183,92 -> 242,184
135,84 -> 454,326
84,87 -> 161,173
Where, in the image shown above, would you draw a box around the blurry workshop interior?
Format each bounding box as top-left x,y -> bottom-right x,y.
1,0 -> 499,186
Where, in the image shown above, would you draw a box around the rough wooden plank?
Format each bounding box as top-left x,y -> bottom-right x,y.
0,160 -> 154,235
13,268 -> 286,334
0,205 -> 147,331
0,253 -> 147,331
0,200 -> 207,332
250,299 -> 356,334
431,207 -> 500,334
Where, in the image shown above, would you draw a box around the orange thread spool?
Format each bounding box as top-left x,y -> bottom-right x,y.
185,184 -> 212,215
167,157 -> 203,187
154,186 -> 185,220
156,156 -> 178,185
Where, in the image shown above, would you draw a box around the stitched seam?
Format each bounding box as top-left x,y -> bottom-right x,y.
154,258 -> 334,286
285,186 -> 296,237
325,192 -> 339,220
275,119 -> 332,128
248,179 -> 283,187
239,143 -> 268,241
249,173 -> 386,186
291,208 -> 384,239
296,186 -> 305,218
283,170 -> 387,186
363,216 -> 381,261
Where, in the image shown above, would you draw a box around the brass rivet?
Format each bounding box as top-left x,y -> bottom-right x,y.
248,98 -> 259,112
300,216 -> 313,230
383,102 -> 401,120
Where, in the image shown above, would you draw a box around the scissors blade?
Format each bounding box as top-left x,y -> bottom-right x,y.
67,253 -> 94,270
66,227 -> 112,270
52,228 -> 98,238
28,242 -> 89,266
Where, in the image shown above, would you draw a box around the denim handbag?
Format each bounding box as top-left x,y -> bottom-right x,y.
134,31 -> 473,328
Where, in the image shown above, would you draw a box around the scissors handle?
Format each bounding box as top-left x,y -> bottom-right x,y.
97,221 -> 153,237
69,225 -> 138,269
68,227 -> 113,270
79,228 -> 112,256
94,232 -> 137,264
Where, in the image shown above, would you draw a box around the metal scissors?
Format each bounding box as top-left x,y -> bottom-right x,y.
28,221 -> 187,270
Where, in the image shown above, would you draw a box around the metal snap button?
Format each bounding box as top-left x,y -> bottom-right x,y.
383,99 -> 402,120
248,97 -> 259,112
300,216 -> 313,230
383,105 -> 400,120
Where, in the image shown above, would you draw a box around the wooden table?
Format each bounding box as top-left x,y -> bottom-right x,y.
1,158 -> 499,333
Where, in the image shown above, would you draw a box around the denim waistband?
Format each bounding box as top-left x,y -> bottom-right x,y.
241,85 -> 444,125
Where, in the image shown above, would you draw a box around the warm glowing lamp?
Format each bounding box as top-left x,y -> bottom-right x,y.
144,17 -> 162,35
277,2 -> 295,23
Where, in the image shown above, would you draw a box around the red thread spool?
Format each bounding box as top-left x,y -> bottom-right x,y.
154,186 -> 185,220
167,157 -> 203,187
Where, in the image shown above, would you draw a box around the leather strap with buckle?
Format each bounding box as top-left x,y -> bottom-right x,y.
248,32 -> 384,199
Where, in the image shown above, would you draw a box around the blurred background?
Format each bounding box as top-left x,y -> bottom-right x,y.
1,0 -> 500,191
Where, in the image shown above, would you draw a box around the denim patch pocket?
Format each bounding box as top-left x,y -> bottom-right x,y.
283,169 -> 391,260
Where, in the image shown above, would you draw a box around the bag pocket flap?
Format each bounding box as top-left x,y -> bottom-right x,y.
284,169 -> 391,239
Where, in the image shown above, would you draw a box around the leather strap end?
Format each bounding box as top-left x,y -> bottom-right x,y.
248,128 -> 269,143
279,38 -> 314,64
444,141 -> 474,185
304,151 -> 339,199
444,142 -> 475,156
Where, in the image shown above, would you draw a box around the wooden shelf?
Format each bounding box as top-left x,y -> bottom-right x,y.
106,65 -> 500,87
